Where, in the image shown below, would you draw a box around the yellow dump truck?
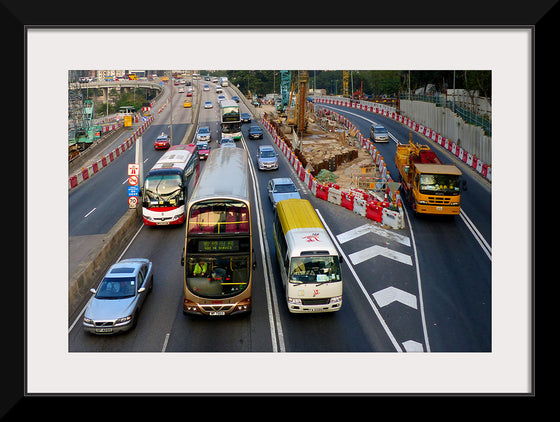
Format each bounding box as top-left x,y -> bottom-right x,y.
395,133 -> 465,215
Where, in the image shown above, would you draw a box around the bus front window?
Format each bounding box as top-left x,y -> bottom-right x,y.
143,174 -> 184,208
289,256 -> 341,283
186,256 -> 250,298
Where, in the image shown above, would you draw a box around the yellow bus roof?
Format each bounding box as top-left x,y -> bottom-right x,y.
276,199 -> 337,257
276,199 -> 324,234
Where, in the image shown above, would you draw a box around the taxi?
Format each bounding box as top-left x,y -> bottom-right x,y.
183,99 -> 192,108
154,132 -> 170,150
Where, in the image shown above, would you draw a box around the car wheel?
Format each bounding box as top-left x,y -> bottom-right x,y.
131,310 -> 139,329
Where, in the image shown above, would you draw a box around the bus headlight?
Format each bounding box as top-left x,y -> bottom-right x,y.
329,296 -> 342,304
288,297 -> 302,305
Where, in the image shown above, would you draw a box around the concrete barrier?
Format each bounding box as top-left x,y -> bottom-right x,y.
68,205 -> 142,320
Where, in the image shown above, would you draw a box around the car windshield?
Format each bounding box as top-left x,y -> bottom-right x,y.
95,276 -> 136,299
197,142 -> 209,150
375,128 -> 388,135
250,126 -> 261,131
275,183 -> 297,193
260,150 -> 275,158
198,127 -> 210,134
289,256 -> 341,284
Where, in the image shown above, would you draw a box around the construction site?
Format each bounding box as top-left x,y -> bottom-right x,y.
260,70 -> 386,195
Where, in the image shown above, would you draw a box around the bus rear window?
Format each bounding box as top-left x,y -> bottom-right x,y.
188,200 -> 249,234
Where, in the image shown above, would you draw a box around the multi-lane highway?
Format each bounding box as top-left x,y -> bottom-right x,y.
68,77 -> 491,353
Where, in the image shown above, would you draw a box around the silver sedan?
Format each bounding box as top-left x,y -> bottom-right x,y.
83,258 -> 153,334
267,177 -> 301,208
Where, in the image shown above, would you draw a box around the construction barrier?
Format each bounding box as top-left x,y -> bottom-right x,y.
341,192 -> 354,211
314,97 -> 491,182
69,115 -> 155,190
260,114 -> 405,229
327,186 -> 341,206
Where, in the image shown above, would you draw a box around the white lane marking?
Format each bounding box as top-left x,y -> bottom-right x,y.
460,209 -> 492,260
337,223 -> 411,247
241,134 -> 285,353
402,206 -> 431,352
402,340 -> 424,352
84,208 -> 96,218
348,245 -> 413,266
372,286 -> 417,310
161,333 -> 170,352
315,209 -> 403,352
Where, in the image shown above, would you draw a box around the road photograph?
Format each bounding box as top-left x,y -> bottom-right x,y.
25,28 -> 533,396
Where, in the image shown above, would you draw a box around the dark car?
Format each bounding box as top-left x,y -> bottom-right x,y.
248,125 -> 263,139
240,112 -> 251,123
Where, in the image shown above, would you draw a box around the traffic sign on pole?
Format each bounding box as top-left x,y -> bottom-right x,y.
127,186 -> 140,197
128,175 -> 139,186
128,163 -> 139,176
128,196 -> 138,208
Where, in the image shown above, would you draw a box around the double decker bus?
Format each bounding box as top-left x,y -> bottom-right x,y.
141,144 -> 200,226
220,99 -> 242,141
181,148 -> 254,316
273,198 -> 343,313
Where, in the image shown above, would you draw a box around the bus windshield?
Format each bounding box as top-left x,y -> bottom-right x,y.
289,256 -> 341,284
143,173 -> 184,207
185,256 -> 250,298
222,106 -> 240,122
418,173 -> 461,195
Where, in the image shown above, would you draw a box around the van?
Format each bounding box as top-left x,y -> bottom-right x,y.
370,124 -> 389,142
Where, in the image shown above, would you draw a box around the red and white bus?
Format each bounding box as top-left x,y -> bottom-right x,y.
141,144 -> 200,226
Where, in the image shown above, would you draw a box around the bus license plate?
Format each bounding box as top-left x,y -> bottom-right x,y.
209,311 -> 225,316
96,327 -> 113,333
436,206 -> 443,211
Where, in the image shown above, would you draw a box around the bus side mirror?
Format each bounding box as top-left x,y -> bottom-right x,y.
180,247 -> 185,266
462,180 -> 467,191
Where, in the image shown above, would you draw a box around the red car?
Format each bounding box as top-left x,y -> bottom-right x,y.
196,141 -> 210,159
154,133 -> 170,150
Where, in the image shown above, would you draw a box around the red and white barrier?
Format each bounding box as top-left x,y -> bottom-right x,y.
260,113 -> 405,229
69,115 -> 155,190
314,97 -> 491,182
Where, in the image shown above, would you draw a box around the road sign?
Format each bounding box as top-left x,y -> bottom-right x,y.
127,186 -> 140,197
128,175 -> 139,186
128,196 -> 138,208
128,163 -> 139,176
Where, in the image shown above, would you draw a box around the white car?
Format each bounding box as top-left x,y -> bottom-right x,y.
204,101 -> 213,109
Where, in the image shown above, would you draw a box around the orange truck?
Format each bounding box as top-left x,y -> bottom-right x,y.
395,133 -> 465,215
